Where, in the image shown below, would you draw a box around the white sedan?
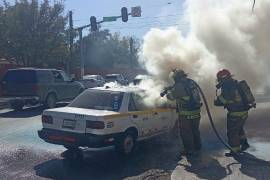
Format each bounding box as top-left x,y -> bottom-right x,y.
38,86 -> 177,157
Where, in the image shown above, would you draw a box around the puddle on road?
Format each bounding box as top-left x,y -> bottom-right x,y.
247,139 -> 270,161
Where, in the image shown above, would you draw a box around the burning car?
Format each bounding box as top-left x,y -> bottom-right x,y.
38,86 -> 177,158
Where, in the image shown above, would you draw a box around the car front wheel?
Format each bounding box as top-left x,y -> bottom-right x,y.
11,101 -> 24,111
45,93 -> 57,109
116,131 -> 136,156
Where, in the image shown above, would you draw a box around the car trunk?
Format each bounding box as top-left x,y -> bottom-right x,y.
1,70 -> 38,96
43,107 -> 118,134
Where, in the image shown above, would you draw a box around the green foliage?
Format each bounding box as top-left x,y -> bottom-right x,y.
0,0 -> 141,70
74,30 -> 140,68
0,0 -> 68,67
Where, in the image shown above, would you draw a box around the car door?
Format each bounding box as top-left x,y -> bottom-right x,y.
59,71 -> 80,99
152,106 -> 174,134
52,70 -> 69,100
128,93 -> 159,139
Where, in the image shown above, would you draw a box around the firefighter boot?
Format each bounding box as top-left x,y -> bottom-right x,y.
240,139 -> 250,151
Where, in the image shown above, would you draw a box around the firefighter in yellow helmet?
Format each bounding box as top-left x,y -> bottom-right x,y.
214,69 -> 251,156
161,69 -> 202,156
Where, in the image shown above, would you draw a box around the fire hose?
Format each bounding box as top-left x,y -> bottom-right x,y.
194,82 -> 270,166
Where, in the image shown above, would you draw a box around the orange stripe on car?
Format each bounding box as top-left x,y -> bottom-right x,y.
104,108 -> 173,120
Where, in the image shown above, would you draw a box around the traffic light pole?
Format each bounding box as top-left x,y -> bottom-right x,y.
75,24 -> 95,78
73,6 -> 141,78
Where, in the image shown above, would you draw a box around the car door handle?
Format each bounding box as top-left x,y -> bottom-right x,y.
133,115 -> 138,118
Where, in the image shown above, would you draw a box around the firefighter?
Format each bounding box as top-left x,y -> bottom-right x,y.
214,69 -> 250,156
162,69 -> 202,156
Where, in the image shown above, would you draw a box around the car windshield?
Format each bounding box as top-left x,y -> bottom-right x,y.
69,90 -> 124,111
105,75 -> 117,81
83,75 -> 97,80
2,70 -> 37,83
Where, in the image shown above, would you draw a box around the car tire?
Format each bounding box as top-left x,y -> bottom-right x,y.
45,93 -> 57,109
116,131 -> 137,156
11,101 -> 24,111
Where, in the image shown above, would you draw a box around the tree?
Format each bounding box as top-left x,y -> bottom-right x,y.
74,29 -> 140,69
0,0 -> 68,67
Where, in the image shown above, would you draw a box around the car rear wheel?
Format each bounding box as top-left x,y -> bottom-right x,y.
62,147 -> 83,159
45,93 -> 57,109
11,101 -> 24,111
116,131 -> 136,156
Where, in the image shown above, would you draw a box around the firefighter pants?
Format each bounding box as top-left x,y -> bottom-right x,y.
179,115 -> 201,152
227,113 -> 248,150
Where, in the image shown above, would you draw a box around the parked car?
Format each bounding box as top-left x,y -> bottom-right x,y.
38,86 -> 177,158
105,74 -> 129,85
0,68 -> 84,111
132,74 -> 151,85
80,75 -> 105,88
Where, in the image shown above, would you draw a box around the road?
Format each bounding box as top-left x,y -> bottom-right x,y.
0,103 -> 269,180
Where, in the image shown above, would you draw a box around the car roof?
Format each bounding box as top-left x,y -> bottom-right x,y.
8,68 -> 59,71
91,86 -> 142,93
105,74 -> 121,76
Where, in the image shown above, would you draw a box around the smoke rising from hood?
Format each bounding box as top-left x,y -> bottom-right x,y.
139,0 -> 270,107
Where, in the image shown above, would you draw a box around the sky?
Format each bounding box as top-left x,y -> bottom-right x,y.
64,0 -> 188,38
3,0 -> 188,39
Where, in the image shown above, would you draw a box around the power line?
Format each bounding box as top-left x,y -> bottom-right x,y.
101,22 -> 188,30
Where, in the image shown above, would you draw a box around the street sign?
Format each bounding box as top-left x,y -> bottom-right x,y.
103,16 -> 118,22
131,6 -> 141,17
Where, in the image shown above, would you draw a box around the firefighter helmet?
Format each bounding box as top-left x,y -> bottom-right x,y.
216,69 -> 232,81
172,69 -> 187,81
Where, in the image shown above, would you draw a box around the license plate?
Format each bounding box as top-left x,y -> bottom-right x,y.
62,119 -> 76,129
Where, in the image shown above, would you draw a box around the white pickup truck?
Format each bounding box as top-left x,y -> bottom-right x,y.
38,86 -> 178,157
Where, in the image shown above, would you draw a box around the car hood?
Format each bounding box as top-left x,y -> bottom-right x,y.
44,107 -> 119,117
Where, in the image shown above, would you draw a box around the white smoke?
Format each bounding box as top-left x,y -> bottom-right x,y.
139,0 -> 270,107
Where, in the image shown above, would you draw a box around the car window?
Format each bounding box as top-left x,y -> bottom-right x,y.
120,75 -> 125,80
37,71 -> 52,83
130,93 -> 149,111
52,71 -> 64,82
60,71 -> 70,81
105,75 -> 117,81
69,90 -> 124,111
128,95 -> 137,111
2,70 -> 37,84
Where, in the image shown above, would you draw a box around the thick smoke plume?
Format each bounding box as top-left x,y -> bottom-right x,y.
139,0 -> 270,107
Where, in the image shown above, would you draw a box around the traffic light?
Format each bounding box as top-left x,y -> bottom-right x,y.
121,7 -> 128,22
90,16 -> 97,31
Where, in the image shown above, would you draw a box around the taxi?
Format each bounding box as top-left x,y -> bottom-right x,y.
38,86 -> 178,156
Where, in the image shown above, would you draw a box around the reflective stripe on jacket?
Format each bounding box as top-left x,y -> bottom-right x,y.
217,93 -> 241,105
178,109 -> 201,120
228,111 -> 248,118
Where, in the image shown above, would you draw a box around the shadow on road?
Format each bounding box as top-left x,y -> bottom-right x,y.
178,152 -> 228,180
34,138 -> 179,180
0,106 -> 44,118
0,103 -> 68,118
227,152 -> 270,179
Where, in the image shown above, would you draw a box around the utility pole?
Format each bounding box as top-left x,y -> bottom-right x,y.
73,6 -> 141,78
78,28 -> 84,77
129,37 -> 133,69
68,11 -> 73,75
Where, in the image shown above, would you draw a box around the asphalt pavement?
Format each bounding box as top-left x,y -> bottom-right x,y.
0,103 -> 269,180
